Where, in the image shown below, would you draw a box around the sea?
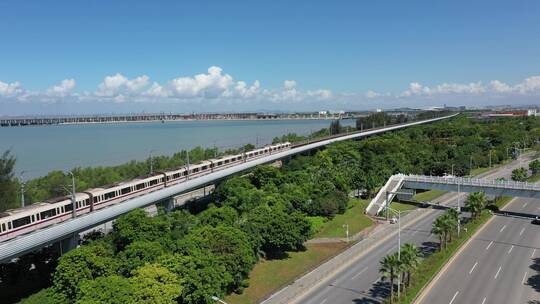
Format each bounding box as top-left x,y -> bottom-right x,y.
0,119 -> 354,179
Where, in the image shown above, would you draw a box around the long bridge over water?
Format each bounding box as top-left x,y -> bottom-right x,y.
0,112 -> 361,127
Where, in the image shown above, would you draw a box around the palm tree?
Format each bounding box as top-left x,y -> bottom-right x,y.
432,216 -> 447,250
380,253 -> 402,303
466,192 -> 486,220
400,243 -> 422,288
442,212 -> 457,243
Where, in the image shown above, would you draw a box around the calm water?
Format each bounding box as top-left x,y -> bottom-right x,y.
0,119 -> 354,179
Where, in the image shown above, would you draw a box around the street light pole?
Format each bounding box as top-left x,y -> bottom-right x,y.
343,224 -> 349,242
20,171 -> 26,208
149,149 -> 156,175
67,171 -> 77,219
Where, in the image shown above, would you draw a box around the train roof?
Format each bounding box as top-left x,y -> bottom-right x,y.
0,202 -> 52,218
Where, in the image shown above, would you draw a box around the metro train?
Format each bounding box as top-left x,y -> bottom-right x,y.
0,142 -> 291,242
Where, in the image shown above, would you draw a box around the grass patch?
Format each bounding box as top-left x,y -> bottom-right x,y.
390,201 -> 417,212
469,167 -> 491,176
528,173 -> 540,183
314,199 -> 374,238
413,189 -> 447,202
225,243 -> 348,304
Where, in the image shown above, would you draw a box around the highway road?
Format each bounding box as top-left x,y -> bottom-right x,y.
296,154 -> 537,304
417,194 -> 540,303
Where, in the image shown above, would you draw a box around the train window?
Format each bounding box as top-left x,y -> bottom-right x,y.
193,168 -> 199,173
121,187 -> 131,195
136,183 -> 145,190
202,166 -> 207,170
8,222 -> 12,230
93,196 -> 98,203
40,208 -> 57,219
65,203 -> 73,212
31,215 -> 35,222
1,223 -> 5,232
85,199 -> 90,206
12,216 -> 32,229
104,191 -> 116,200
173,173 -> 180,179
183,171 -> 188,176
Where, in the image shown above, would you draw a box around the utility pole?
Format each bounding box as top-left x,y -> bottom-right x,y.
20,171 -> 26,208
186,150 -> 190,180
457,181 -> 461,237
469,156 -> 473,172
149,149 -> 156,175
489,150 -> 492,168
451,164 -> 454,176
67,171 -> 77,218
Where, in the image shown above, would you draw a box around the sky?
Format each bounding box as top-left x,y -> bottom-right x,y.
0,0 -> 539,115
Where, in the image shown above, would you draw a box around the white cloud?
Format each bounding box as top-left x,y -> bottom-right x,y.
284,80 -> 297,90
47,79 -> 76,96
515,76 -> 540,94
365,90 -> 381,98
307,89 -> 332,100
96,73 -> 149,97
0,81 -> 23,97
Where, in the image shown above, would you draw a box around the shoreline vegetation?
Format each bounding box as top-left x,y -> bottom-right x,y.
1,113 -> 538,304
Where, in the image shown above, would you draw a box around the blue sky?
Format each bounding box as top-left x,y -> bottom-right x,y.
1,0 -> 539,115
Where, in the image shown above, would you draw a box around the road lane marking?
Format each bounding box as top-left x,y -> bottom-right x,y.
320,298 -> 327,304
373,277 -> 380,284
508,245 -> 514,254
532,249 -> 537,258
386,248 -> 394,255
523,202 -> 528,209
449,291 -> 459,304
520,227 -> 525,236
522,272 -> 528,284
469,261 -> 478,274
499,225 -> 506,233
351,267 -> 368,280
481,297 -> 487,304
494,266 -> 502,279
486,241 -> 493,250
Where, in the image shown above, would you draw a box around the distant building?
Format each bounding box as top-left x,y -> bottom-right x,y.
486,109 -> 538,117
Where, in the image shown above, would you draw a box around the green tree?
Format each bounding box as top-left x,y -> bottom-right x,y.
177,225 -> 257,289
0,150 -> 18,211
400,243 -> 421,289
431,216 -> 448,250
379,253 -> 402,303
529,159 -> 540,175
19,287 -> 68,304
53,242 -> 118,300
329,120 -> 342,135
112,209 -> 171,250
118,241 -> 165,276
465,192 -> 486,220
130,264 -> 181,304
76,275 -> 133,304
158,253 -> 232,304
242,204 -> 311,255
197,206 -> 238,227
511,167 -> 528,182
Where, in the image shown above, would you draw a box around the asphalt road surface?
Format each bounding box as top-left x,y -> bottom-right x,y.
297,154 -> 537,304
417,196 -> 540,303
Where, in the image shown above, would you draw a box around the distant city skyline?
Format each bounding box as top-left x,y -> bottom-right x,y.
1,1 -> 539,115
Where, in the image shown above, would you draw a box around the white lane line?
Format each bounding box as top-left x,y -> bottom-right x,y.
373,277 -> 380,284
522,272 -> 528,284
499,225 -> 507,233
494,266 -> 502,279
351,267 -> 369,280
481,297 -> 487,304
523,202 -> 528,209
486,241 -> 494,250
532,249 -> 537,258
469,261 -> 478,274
520,227 -> 525,236
508,245 -> 514,254
320,298 -> 327,304
386,248 -> 394,255
449,291 -> 459,304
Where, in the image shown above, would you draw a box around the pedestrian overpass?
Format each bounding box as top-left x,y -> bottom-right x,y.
366,174 -> 540,215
